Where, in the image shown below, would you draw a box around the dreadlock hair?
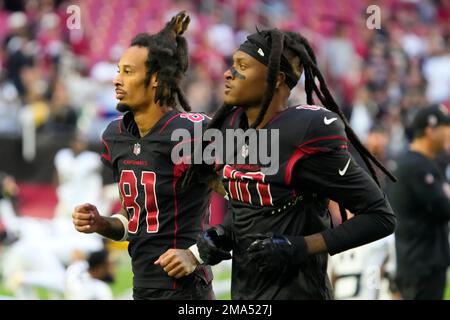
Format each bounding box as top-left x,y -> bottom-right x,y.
183,28 -> 396,188
130,11 -> 191,111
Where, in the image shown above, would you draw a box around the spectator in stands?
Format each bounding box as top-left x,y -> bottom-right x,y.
43,79 -> 78,134
2,11 -> 33,98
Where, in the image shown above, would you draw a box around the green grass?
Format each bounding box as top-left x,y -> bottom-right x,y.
0,285 -> 13,298
110,252 -> 133,298
0,248 -> 448,300
212,262 -> 232,300
445,282 -> 450,300
217,291 -> 231,300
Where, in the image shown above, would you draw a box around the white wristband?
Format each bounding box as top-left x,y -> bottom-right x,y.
188,244 -> 204,264
111,214 -> 128,242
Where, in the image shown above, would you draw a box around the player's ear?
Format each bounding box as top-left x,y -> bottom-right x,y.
150,73 -> 158,88
276,72 -> 286,89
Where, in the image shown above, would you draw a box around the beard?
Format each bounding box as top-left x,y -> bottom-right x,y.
116,103 -> 131,113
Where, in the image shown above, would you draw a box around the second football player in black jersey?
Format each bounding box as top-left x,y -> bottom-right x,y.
185,29 -> 396,299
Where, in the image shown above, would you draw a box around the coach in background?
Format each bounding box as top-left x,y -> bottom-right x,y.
388,104 -> 450,300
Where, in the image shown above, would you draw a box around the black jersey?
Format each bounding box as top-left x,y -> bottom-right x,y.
218,105 -> 395,299
101,110 -> 212,290
388,150 -> 450,280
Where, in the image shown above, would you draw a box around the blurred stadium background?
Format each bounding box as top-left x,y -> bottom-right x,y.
0,0 -> 449,299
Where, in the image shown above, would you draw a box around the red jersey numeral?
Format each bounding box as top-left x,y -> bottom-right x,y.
119,170 -> 160,234
223,165 -> 273,206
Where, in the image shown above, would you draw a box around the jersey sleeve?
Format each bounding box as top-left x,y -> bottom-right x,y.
285,108 -> 349,185
100,122 -> 120,182
301,109 -> 348,152
291,148 -> 396,256
100,137 -> 112,169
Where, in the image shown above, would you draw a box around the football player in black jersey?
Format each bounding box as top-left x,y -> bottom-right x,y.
72,12 -> 216,300
184,29 -> 397,299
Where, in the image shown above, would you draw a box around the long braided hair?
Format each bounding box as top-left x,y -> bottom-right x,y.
130,11 -> 191,111
183,28 -> 396,188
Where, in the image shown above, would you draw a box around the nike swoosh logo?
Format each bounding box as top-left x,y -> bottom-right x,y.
324,117 -> 338,125
339,158 -> 351,176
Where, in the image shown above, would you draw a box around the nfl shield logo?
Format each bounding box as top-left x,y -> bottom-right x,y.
241,144 -> 249,158
133,143 -> 141,155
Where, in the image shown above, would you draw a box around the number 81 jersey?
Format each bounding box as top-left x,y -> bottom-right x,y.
101,110 -> 212,289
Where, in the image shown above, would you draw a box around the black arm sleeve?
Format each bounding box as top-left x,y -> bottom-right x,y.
293,150 -> 396,255
220,200 -> 234,251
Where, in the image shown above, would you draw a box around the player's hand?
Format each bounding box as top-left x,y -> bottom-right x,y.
72,203 -> 104,234
197,225 -> 232,265
155,249 -> 198,279
246,233 -> 308,273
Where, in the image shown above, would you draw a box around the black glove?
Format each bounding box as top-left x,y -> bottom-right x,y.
246,233 -> 308,273
197,225 -> 232,265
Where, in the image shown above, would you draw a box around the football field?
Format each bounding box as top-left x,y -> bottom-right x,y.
0,248 -> 449,300
109,255 -> 450,300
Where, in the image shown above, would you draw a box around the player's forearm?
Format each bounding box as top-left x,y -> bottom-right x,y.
304,200 -> 396,257
97,215 -> 128,241
304,233 -> 328,255
320,204 -> 396,255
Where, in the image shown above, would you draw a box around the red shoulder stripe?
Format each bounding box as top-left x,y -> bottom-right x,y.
159,113 -> 181,134
298,135 -> 348,148
101,139 -> 111,162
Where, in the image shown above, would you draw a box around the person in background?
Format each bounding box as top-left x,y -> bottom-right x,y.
388,104 -> 450,300
65,249 -> 115,300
